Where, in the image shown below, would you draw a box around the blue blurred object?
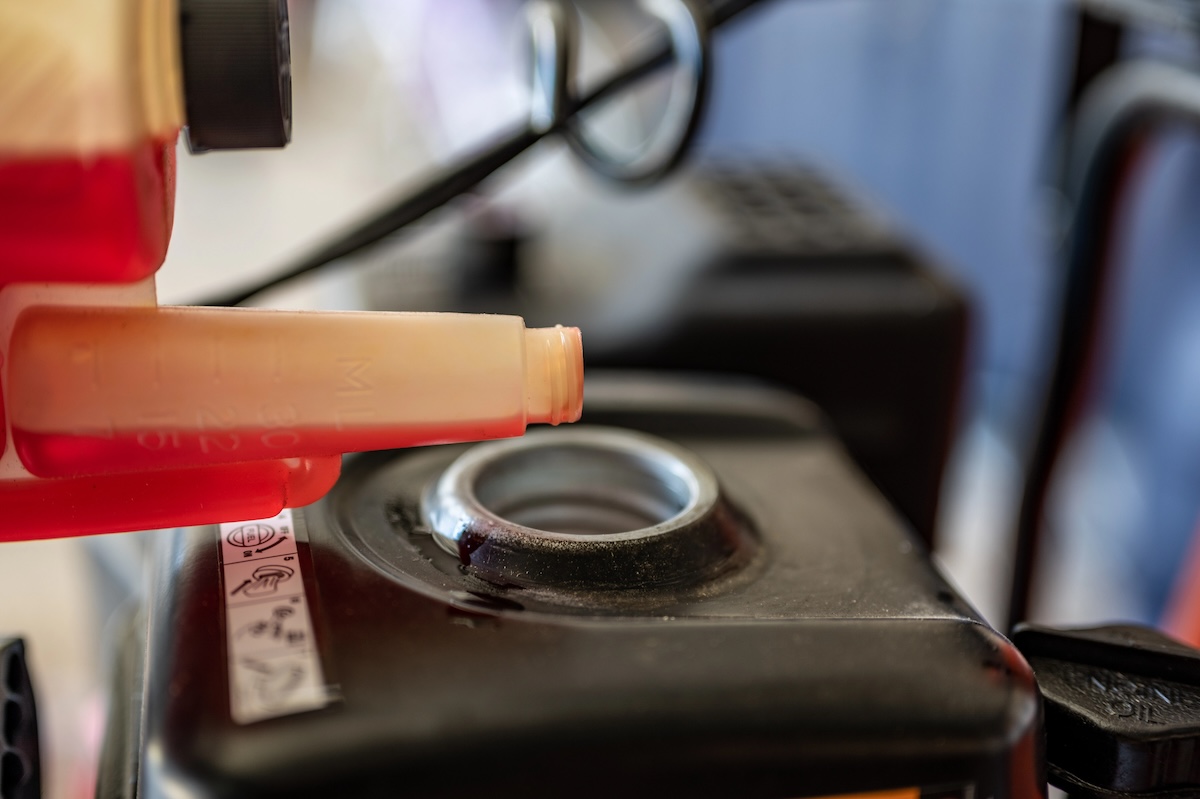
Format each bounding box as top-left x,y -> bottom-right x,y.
1089,29 -> 1200,622
697,0 -> 1200,624
1095,129 -> 1200,621
701,0 -> 1069,427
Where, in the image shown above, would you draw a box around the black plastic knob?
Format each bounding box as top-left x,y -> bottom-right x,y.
1014,624 -> 1200,799
0,638 -> 40,799
179,0 -> 292,152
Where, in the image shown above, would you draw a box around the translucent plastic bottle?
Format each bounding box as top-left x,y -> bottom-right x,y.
0,0 -> 182,283
9,307 -> 583,478
0,0 -> 585,541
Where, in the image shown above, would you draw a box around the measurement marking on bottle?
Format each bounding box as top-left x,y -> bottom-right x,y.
218,509 -> 330,724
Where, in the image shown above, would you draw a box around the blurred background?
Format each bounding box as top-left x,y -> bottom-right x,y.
8,0 -> 1200,794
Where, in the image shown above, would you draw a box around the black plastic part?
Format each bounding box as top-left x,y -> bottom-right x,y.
179,0 -> 292,152
0,638 -> 40,799
1014,624 -> 1200,799
1063,10 -> 1124,116
443,162 -> 968,545
451,213 -> 525,300
108,375 -> 1042,798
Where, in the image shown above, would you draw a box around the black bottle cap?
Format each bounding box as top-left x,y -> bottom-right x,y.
179,0 -> 292,152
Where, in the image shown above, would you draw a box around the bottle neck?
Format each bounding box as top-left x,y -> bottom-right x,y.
524,325 -> 583,426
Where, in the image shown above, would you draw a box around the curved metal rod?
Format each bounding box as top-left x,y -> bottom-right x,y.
201,0 -> 765,307
563,0 -> 712,186
1007,60 -> 1200,632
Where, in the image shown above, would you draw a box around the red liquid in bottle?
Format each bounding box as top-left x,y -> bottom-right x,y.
14,419 -> 522,479
0,455 -> 341,543
0,136 -> 175,285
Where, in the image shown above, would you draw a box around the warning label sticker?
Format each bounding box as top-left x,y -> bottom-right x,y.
218,509 -> 330,724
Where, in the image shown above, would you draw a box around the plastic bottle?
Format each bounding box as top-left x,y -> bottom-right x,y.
10,307 -> 583,478
0,0 -> 584,540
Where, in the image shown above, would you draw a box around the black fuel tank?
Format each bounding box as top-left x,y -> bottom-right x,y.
99,375 -> 1042,799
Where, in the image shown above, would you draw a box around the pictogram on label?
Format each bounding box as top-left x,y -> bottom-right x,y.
218,509 -> 330,724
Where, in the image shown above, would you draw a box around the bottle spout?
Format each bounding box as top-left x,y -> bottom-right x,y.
8,306 -> 586,478
524,326 -> 583,426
